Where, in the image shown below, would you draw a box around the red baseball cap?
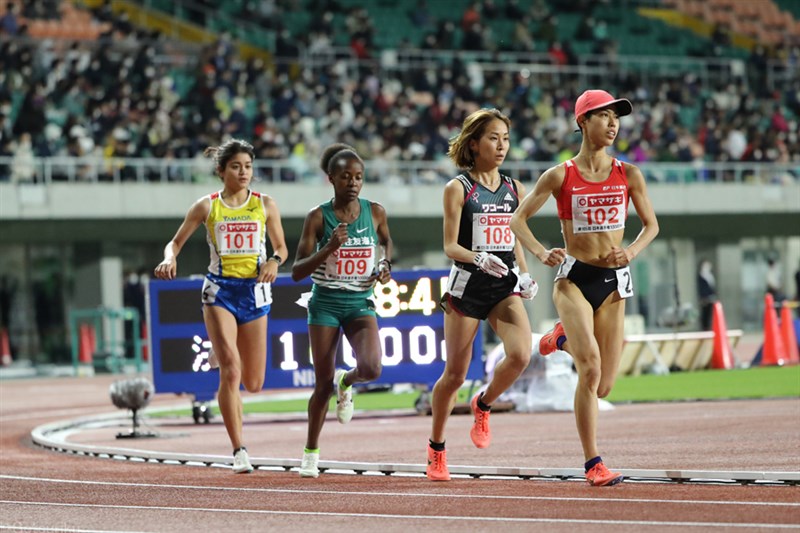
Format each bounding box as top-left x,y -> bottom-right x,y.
574,90 -> 632,126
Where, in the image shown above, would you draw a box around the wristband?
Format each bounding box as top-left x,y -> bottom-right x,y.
268,254 -> 282,265
378,259 -> 392,271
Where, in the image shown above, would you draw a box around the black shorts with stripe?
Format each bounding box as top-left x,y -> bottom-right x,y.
441,262 -> 519,320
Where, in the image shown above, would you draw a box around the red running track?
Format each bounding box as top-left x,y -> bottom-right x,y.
1,375 -> 799,532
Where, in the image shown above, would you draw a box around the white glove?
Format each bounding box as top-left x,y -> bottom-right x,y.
518,272 -> 538,300
473,252 -> 508,278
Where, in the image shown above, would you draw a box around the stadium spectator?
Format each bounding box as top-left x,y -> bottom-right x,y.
4,0 -> 798,184
10,132 -> 35,183
0,2 -> 19,35
766,256 -> 784,301
461,2 -> 480,32
697,259 -> 717,330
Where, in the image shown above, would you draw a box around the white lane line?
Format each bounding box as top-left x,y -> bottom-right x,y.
0,526 -> 152,533
0,501 -> 797,529
1,475 -> 798,507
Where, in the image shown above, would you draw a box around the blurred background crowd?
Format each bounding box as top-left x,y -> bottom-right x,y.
1,0 -> 798,184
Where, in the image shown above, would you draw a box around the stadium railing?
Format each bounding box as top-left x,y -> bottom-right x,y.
311,46 -> 790,92
1,156 -> 797,185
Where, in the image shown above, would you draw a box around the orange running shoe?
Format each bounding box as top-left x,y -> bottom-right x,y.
539,321 -> 565,356
585,462 -> 624,486
426,444 -> 450,481
469,393 -> 491,448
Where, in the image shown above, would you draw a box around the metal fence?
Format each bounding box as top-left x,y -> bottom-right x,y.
1,156 -> 797,185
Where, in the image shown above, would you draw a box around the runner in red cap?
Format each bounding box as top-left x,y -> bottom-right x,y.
510,90 -> 659,486
573,90 -> 632,124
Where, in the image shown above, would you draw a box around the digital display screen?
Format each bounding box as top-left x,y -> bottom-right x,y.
157,288 -> 202,324
147,270 -> 483,399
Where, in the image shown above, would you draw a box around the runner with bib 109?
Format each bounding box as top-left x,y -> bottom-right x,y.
510,90 -> 659,486
291,143 -> 393,479
426,108 -> 538,482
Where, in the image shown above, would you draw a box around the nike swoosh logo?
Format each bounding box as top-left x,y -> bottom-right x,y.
573,186 -> 588,191
605,278 -> 615,282
356,227 -> 368,233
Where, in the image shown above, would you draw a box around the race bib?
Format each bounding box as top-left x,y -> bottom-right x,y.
214,221 -> 261,255
201,277 -> 219,304
254,282 -> 272,308
472,213 -> 514,251
445,264 -> 472,299
324,247 -> 375,281
571,192 -> 626,233
615,266 -> 633,298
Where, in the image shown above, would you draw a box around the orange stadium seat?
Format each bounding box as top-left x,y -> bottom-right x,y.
26,19 -> 45,37
711,9 -> 734,28
683,0 -> 706,18
734,2 -> 761,20
707,0 -> 734,15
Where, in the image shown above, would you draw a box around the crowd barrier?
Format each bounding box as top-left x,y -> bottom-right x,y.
1,156 -> 797,185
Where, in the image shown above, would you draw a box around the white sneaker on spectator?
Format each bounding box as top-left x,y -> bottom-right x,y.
232,447 -> 253,474
208,348 -> 219,369
334,369 -> 354,424
299,450 -> 319,478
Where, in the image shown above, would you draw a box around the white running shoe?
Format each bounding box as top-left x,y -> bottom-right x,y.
232,447 -> 253,474
334,368 -> 354,424
208,347 -> 219,369
299,450 -> 319,478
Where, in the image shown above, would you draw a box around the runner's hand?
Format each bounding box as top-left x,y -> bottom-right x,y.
606,246 -> 632,267
328,223 -> 349,250
154,259 -> 176,280
473,252 -> 508,278
518,272 -> 538,300
537,248 -> 566,267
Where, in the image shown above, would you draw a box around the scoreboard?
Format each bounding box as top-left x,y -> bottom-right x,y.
146,269 -> 484,401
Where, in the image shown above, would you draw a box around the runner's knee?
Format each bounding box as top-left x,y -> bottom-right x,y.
597,378 -> 616,399
355,360 -> 381,382
314,379 -> 335,398
503,348 -> 531,372
438,370 -> 467,391
219,365 -> 242,390
576,364 -> 602,392
242,375 -> 264,393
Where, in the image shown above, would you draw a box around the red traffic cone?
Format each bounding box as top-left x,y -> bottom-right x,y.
780,302 -> 799,365
761,293 -> 787,366
711,301 -> 734,369
0,327 -> 11,367
78,324 -> 95,365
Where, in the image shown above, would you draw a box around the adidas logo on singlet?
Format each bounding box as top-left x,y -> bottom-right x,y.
503,192 -> 514,202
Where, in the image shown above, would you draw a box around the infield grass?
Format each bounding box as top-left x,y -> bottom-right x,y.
605,365 -> 800,403
151,365 -> 799,418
